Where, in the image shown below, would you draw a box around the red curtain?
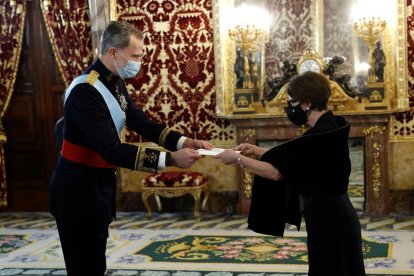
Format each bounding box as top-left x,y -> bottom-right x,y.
40,0 -> 92,86
0,0 -> 27,208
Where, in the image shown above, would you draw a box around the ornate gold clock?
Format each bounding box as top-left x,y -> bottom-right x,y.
297,50 -> 324,74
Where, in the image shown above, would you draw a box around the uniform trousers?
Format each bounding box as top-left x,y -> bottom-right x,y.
56,219 -> 109,276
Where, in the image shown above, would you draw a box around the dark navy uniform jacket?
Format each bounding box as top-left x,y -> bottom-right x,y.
50,58 -> 182,227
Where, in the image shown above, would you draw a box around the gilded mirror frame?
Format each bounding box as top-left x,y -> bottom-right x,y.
213,0 -> 408,118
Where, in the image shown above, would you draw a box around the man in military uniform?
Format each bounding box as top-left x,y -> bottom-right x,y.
49,21 -> 213,275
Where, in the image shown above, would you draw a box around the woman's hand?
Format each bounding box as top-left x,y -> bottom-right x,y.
214,149 -> 239,165
234,143 -> 265,159
215,148 -> 283,181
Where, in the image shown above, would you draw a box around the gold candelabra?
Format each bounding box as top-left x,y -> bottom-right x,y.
228,25 -> 267,89
353,17 -> 386,83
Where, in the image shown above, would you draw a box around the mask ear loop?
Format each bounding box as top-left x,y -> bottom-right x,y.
112,49 -> 122,71
116,49 -> 128,61
113,58 -> 125,79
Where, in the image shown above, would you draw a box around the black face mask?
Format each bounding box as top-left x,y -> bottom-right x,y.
285,103 -> 309,125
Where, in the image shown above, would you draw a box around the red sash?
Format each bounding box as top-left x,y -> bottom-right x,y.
61,139 -> 115,169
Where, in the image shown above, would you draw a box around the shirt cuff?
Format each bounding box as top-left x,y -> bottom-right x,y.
158,152 -> 166,169
177,136 -> 187,150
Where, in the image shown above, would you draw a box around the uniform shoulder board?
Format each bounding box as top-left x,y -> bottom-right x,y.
86,70 -> 100,86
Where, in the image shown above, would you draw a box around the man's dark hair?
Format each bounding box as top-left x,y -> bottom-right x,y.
100,21 -> 144,55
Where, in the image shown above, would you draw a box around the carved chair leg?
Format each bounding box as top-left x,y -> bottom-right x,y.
201,190 -> 209,211
155,195 -> 162,212
142,191 -> 152,218
192,190 -> 202,218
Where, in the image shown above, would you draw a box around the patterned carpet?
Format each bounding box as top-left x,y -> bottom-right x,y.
1,211 -> 414,231
0,212 -> 413,275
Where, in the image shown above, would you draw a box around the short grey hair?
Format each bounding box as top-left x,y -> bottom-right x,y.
100,21 -> 144,55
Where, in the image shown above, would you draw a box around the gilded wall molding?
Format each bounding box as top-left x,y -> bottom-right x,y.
109,0 -> 117,20
387,0 -> 410,142
371,142 -> 382,198
363,125 -> 386,137
212,0 -> 234,116
362,125 -> 385,199
240,129 -> 256,138
383,27 -> 394,109
395,0 -> 409,110
313,0 -> 323,54
390,114 -> 414,141
243,169 -> 253,198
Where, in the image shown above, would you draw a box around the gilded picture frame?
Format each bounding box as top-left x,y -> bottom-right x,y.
213,0 -> 408,118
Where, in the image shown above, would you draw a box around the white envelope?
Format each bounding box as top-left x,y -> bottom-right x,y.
197,148 -> 240,156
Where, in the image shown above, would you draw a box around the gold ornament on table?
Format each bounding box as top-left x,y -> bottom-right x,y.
353,17 -> 386,83
228,4 -> 270,114
352,1 -> 388,109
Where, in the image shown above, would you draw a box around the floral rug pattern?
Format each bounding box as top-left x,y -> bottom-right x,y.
136,235 -> 389,265
0,228 -> 412,275
0,235 -> 32,254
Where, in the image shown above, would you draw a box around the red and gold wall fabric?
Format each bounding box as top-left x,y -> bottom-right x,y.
0,0 -> 26,208
393,0 -> 414,137
116,0 -> 231,142
40,0 -> 92,85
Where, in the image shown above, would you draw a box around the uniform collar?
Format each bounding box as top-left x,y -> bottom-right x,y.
85,58 -> 121,91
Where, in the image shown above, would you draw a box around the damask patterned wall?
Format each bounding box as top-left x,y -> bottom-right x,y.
114,0 -> 233,143
236,0 -> 313,79
264,0 -> 313,78
322,0 -> 355,63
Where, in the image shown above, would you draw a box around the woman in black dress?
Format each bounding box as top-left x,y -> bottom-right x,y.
215,71 -> 365,276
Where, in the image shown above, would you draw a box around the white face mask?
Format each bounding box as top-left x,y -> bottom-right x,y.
113,49 -> 142,79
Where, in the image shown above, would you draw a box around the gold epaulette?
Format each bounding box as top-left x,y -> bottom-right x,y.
86,70 -> 100,86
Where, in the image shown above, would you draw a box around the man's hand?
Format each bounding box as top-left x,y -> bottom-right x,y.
171,148 -> 202,169
182,138 -> 214,150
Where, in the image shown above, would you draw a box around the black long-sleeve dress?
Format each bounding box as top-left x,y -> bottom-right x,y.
248,111 -> 365,276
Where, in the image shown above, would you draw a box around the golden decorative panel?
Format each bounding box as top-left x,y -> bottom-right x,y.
371,142 -> 382,199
